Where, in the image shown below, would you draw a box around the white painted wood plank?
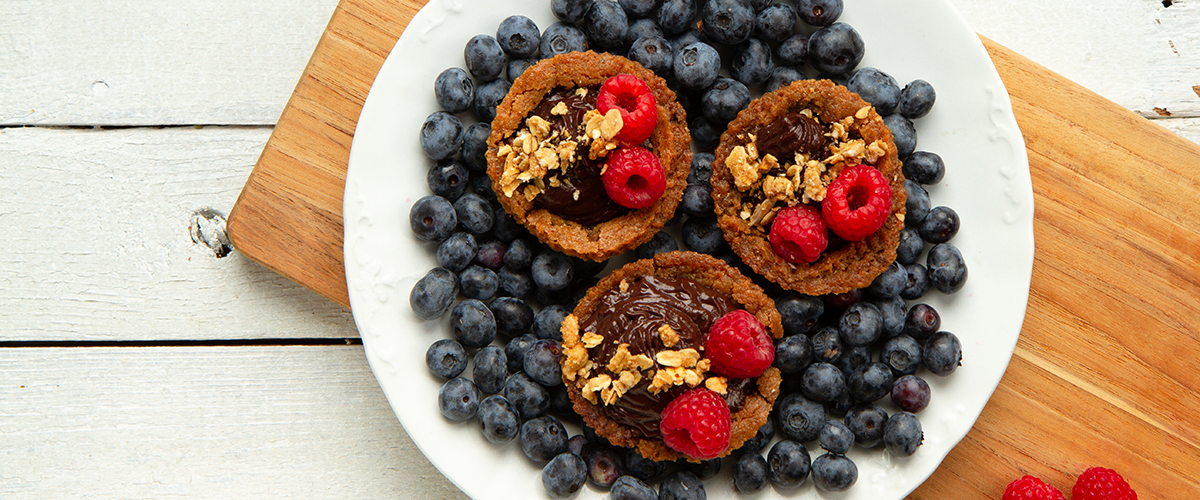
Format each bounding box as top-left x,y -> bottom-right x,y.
0,126 -> 355,342
0,0 -> 339,126
1157,116 -> 1200,145
0,345 -> 468,499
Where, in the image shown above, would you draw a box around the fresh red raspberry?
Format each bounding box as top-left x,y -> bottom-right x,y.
1004,475 -> 1065,500
1073,467 -> 1137,500
705,309 -> 774,378
601,146 -> 666,209
659,388 -> 731,460
769,204 -> 828,264
821,164 -> 894,241
597,74 -> 658,145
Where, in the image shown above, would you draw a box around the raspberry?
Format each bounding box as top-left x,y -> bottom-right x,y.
601,146 -> 666,209
659,388 -> 731,460
705,309 -> 774,378
597,74 -> 658,145
1004,475 -> 1065,500
821,164 -> 894,241
1073,467 -> 1137,500
769,204 -> 828,264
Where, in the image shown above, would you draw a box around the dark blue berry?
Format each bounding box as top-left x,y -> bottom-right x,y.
926,243 -> 967,293
625,17 -> 664,46
552,0 -> 592,24
497,15 -> 541,59
479,395 -> 520,443
543,453 -> 588,498
450,298 -> 496,348
507,58 -> 538,82
473,78 -> 511,123
584,0 -> 629,48
624,448 -> 669,481
903,151 -> 945,185
810,325 -> 843,363
731,38 -> 774,87
919,206 -> 960,244
657,0 -> 697,35
585,445 -> 624,487
567,433 -> 590,457
438,377 -> 480,421
434,67 -> 474,114
775,34 -> 808,66
766,66 -> 805,92
767,440 -> 811,488
903,303 -> 941,341
702,77 -> 751,123
473,345 -> 508,394
506,333 -> 538,373
848,67 -> 900,116
531,251 -> 575,292
774,333 -> 813,374
701,0 -> 754,45
634,230 -> 679,259
436,232 -> 477,272
819,419 -> 855,454
497,266 -> 535,299
410,267 -> 457,320
464,34 -> 505,82
668,27 -> 706,54
502,237 -> 534,270
807,23 -> 862,76
899,79 -> 936,119
904,180 -> 931,228
547,386 -> 572,418
627,35 -> 673,78
459,264 -> 499,300
845,402 -> 887,448
838,301 -> 882,347
493,209 -> 528,244
883,411 -> 923,456
901,263 -> 930,300
870,295 -> 906,338
688,116 -> 721,149
419,111 -> 463,160
847,362 -> 894,403
610,476 -> 656,500
740,417 -> 775,452
884,113 -> 917,159
733,452 -> 769,493
427,158 -> 469,201
777,392 -> 827,442
523,339 -> 563,386
811,453 -> 857,491
540,22 -> 589,59
454,192 -> 495,235
505,371 -> 550,419
795,0 -> 843,26
825,288 -> 862,310
867,260 -> 907,298
490,296 -> 534,337
461,122 -> 491,172
473,239 -> 506,269
891,374 -> 931,413
521,415 -> 569,462
658,471 -> 705,500
896,226 -> 923,265
620,0 -> 660,19
674,42 -> 721,90
754,3 -> 796,42
924,330 -> 962,376
681,216 -> 727,255
801,362 -> 847,403
426,338 -> 468,379
680,183 -> 714,218
835,344 -> 872,378
881,334 -> 923,376
534,304 -> 571,341
777,293 -> 824,335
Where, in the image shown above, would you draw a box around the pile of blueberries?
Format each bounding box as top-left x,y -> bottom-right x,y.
410,0 -> 968,497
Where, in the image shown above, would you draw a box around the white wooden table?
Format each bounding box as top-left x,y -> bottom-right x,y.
2,0 -> 1196,497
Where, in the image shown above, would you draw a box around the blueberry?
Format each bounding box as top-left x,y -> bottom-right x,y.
533,304 -> 570,341
774,333 -> 813,374
436,232 -> 477,273
531,251 -> 575,292
584,0 -> 629,48
505,372 -> 550,419
891,374 -> 931,413
506,58 -> 538,82
701,0 -> 754,45
811,453 -> 857,491
867,260 -> 907,298
767,440 -> 811,488
896,226 -> 923,266
765,66 -> 805,92
585,445 -> 624,487
495,212 -> 529,245
681,216 -> 728,255
657,0 -> 697,35
807,22 -> 862,76
426,338 -> 468,379
658,470 -> 705,500
777,392 -> 827,442
901,263 -> 930,300
624,448 -> 669,481
450,298 -> 496,348
500,238 -> 533,270
468,347 -> 505,396
497,267 -> 535,299
506,333 -> 538,373
884,113 -> 917,159
703,78 -> 751,124
775,34 -> 809,66
625,17 -> 664,45
427,159 -> 469,201
453,193 -> 494,235
688,116 -> 722,149
919,206 -> 960,244
634,230 -> 679,259
801,362 -> 847,403
540,22 -> 589,59
903,151 -> 946,185
497,15 -> 541,59
410,267 -> 457,320
903,303 -> 941,341
477,396 -> 520,446
924,331 -> 962,376
552,0 -> 592,24
461,122 -> 491,172
730,38 -> 774,88
883,411 -> 923,456
419,111 -> 463,160
463,34 -> 505,81
904,181 -> 931,229
825,288 -> 862,310
567,434 -> 590,457
847,67 -> 901,115
754,3 -> 796,42
881,334 -> 923,376
777,293 -> 824,335
490,296 -> 534,337
674,42 -> 721,90
459,265 -> 499,301
680,458 -> 722,481
680,183 -> 714,218
819,419 -> 855,454
926,243 -> 968,293
899,79 -> 936,119
620,0 -> 660,18
473,239 -> 506,269
543,452 -> 588,498
844,402 -> 887,448
473,78 -> 511,123
521,415 -> 569,462
810,325 -> 843,363
434,67 -> 475,114
733,452 -> 769,493
627,35 -> 674,78
838,301 -> 882,347
740,417 -> 775,452
438,377 -> 481,421
668,28 -> 706,54
610,476 -> 657,500
795,0 -> 843,26
524,339 -> 564,386
847,362 -> 894,403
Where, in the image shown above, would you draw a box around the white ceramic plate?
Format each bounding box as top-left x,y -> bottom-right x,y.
345,0 -> 1034,497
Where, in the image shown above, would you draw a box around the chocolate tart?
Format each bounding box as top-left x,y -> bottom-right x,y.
559,251 -> 782,462
485,51 -> 691,261
711,79 -> 907,295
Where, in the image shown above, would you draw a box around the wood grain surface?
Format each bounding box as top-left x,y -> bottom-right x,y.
225,0 -> 1200,497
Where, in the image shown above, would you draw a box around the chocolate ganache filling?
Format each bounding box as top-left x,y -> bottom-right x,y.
581,275 -> 758,438
527,84 -> 630,226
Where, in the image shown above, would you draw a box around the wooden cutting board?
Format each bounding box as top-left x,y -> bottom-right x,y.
226,0 -> 1200,496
